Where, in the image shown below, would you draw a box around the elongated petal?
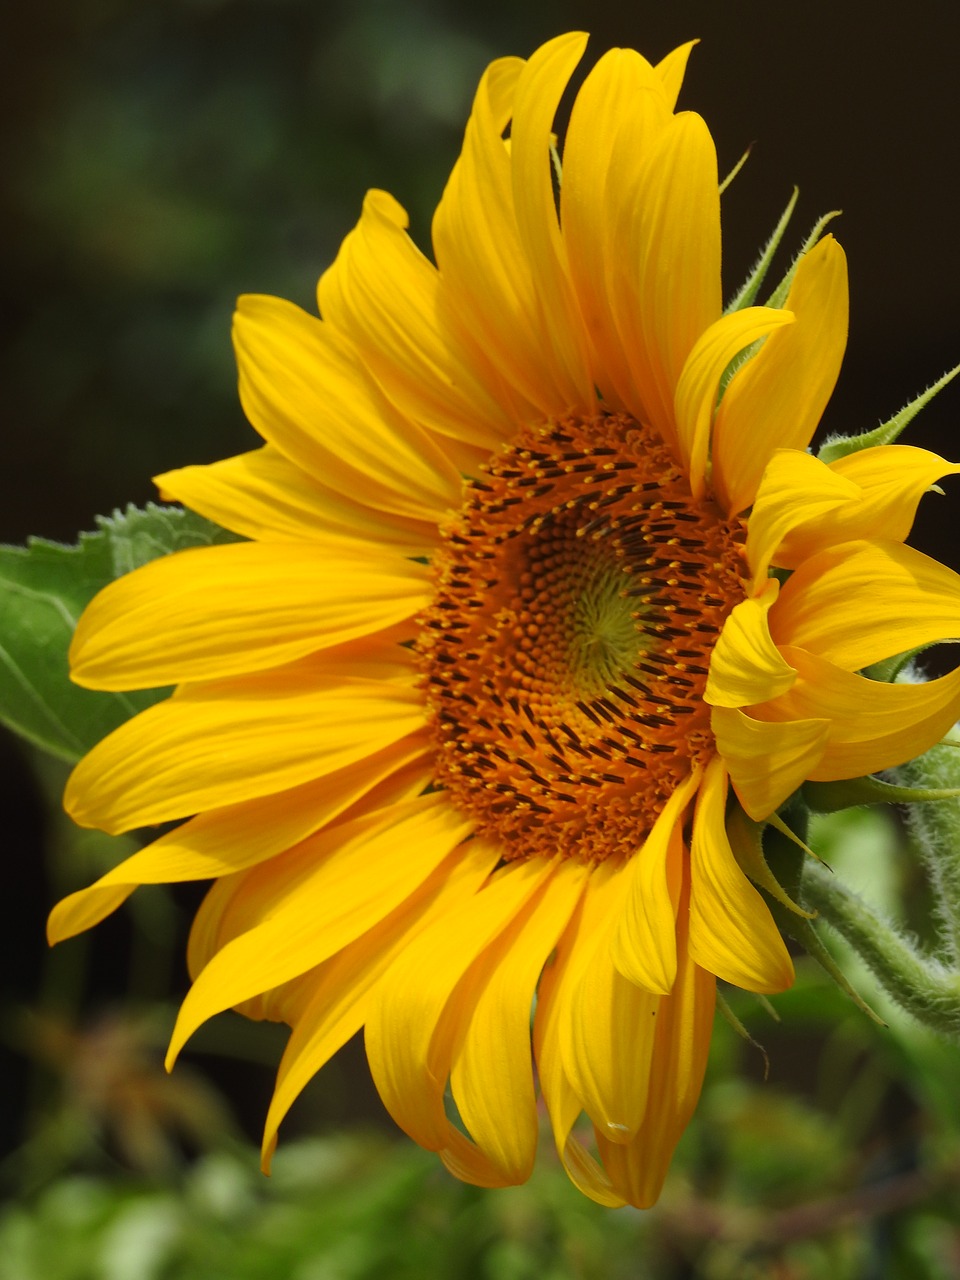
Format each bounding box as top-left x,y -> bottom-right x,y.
155,447 -> 440,555
234,295 -> 461,521
432,53 -> 571,415
689,758 -> 794,992
596,874 -> 715,1208
758,645 -> 960,781
776,445 -> 960,566
674,306 -> 794,499
560,48 -> 672,411
509,32 -> 595,410
70,542 -> 431,689
612,768 -> 701,993
770,539 -> 960,671
713,235 -> 849,514
533,896 -> 626,1208
450,860 -> 586,1182
261,840 -> 500,1169
712,704 -> 831,820
165,794 -> 473,1067
48,734 -> 429,944
317,190 -> 514,452
654,41 -> 697,109
743,448 -> 859,588
609,111 -> 723,445
704,579 -> 798,707
366,856 -> 555,1153
65,659 -> 425,833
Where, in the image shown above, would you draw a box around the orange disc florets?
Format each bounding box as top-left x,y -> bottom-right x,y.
417,415 -> 746,863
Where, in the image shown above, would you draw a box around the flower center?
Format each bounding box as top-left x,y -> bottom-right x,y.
417,415 -> 746,863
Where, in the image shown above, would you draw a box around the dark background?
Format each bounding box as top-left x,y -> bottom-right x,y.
2,0 -> 959,1205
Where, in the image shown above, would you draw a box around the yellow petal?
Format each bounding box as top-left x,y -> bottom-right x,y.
261,839 -> 499,1170
713,235 -> 849,515
233,294 -> 461,521
316,190 -> 514,452
609,111 -> 724,446
560,48 -> 672,411
431,52 -> 569,416
704,579 -> 798,708
65,658 -> 425,833
533,894 -> 626,1208
611,767 -> 701,993
509,32 -> 595,410
155,447 -> 440,555
674,305 -> 795,499
70,541 -> 431,689
688,758 -> 794,992
776,445 -> 960,567
770,538 -> 960,671
450,859 -> 587,1182
654,41 -> 697,110
47,734 -> 429,944
596,874 -> 715,1208
165,793 -> 473,1068
757,645 -> 960,781
365,855 -> 555,1153
743,448 -> 860,588
712,704 -> 830,820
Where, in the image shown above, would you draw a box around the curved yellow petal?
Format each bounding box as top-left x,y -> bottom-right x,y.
713,235 -> 849,514
743,448 -> 859,588
509,32 -> 595,411
165,794 -> 473,1068
712,704 -> 831,820
261,839 -> 498,1170
70,542 -> 431,689
704,579 -> 798,708
770,538 -> 960,671
757,645 -> 960,781
674,305 -> 795,499
155,447 -> 440,555
233,295 -> 461,521
533,892 -> 627,1208
597,875 -> 715,1208
316,190 -> 514,452
432,53 -> 569,416
560,48 -> 672,412
776,445 -> 960,567
609,110 -> 723,446
48,734 -> 429,945
365,855 -> 554,1154
654,41 -> 697,110
450,859 -> 586,1182
65,658 -> 425,834
689,758 -> 794,992
611,767 -> 701,994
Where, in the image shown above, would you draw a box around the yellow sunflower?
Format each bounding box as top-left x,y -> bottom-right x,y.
49,32 -> 960,1208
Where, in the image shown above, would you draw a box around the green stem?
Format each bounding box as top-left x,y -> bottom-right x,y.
891,744 -> 960,965
800,860 -> 960,1040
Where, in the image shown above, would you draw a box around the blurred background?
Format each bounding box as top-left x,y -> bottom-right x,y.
2,2 -> 959,1276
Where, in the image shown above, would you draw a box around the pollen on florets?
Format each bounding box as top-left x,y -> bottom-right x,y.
416,414 -> 747,863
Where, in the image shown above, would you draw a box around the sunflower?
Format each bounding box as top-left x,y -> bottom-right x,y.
49,33 -> 960,1208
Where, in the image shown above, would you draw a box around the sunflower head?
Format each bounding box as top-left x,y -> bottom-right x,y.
49,32 -> 960,1209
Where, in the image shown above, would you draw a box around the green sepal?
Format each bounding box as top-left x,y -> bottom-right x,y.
0,504 -> 239,763
772,902 -> 887,1029
724,186 -> 798,314
817,363 -> 960,463
716,990 -> 770,1079
718,144 -> 752,197
727,805 -> 815,918
803,773 -> 960,813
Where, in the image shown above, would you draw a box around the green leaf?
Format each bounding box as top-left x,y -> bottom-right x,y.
0,504 -> 239,763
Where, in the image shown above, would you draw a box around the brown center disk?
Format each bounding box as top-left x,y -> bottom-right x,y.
417,414 -> 746,863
